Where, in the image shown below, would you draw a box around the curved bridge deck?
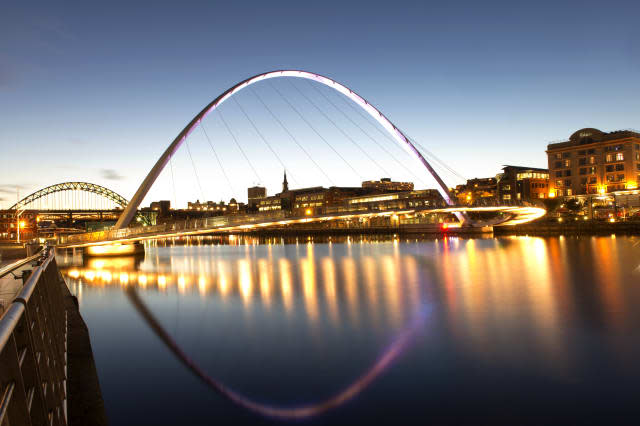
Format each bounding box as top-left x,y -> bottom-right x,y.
58,206 -> 545,248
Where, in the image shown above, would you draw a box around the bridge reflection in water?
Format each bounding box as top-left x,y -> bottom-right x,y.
56,235 -> 640,423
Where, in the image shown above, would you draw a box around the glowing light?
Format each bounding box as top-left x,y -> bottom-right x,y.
138,274 -> 147,286
548,191 -> 556,198
238,260 -> 253,302
305,208 -> 312,216
68,269 -> 80,279
279,258 -> 293,312
158,275 -> 167,289
198,275 -> 207,295
19,221 -> 25,228
598,186 -> 606,195
119,272 -> 129,285
609,218 -> 616,223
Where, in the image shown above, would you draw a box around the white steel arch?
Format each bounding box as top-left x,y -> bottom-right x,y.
115,70 -> 460,229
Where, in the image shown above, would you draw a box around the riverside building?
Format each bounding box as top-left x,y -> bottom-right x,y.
546,128 -> 640,197
497,165 -> 550,203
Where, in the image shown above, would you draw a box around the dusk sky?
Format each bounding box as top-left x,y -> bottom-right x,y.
1,0 -> 638,208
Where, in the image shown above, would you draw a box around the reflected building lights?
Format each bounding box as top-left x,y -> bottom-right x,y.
279,258 -> 293,313
322,257 -> 339,325
301,245 -> 319,323
238,259 -> 253,302
258,259 -> 272,307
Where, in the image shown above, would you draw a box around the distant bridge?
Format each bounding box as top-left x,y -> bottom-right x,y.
8,182 -> 150,225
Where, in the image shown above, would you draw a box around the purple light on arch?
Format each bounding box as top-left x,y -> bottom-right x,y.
115,70 -> 459,229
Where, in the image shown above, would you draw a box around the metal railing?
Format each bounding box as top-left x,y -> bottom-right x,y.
0,248 -> 68,425
60,210 -> 289,245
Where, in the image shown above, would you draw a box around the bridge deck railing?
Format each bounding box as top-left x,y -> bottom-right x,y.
59,203 -> 541,246
0,248 -> 68,426
61,211 -> 290,245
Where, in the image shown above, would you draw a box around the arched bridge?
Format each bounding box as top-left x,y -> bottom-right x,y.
114,70 -> 467,230
11,182 -> 150,225
57,70 -> 545,247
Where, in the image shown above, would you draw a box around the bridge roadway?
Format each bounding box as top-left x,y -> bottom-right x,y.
58,205 -> 546,249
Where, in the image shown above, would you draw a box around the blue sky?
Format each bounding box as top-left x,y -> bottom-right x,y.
1,0 -> 638,208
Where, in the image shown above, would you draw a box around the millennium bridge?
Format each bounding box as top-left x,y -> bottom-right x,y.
0,69 -> 548,425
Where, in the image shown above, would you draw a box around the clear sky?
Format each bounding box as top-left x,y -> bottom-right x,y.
1,0 -> 638,208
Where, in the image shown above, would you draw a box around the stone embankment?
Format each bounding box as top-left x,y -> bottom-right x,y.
494,220 -> 640,236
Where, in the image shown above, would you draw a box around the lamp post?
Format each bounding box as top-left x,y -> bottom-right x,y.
16,210 -> 24,243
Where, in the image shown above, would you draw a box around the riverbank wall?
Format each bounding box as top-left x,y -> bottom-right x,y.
495,221 -> 640,236
58,271 -> 108,425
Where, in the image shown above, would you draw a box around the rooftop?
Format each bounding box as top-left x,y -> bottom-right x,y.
547,128 -> 640,150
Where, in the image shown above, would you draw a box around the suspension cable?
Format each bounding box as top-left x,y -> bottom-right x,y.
201,124 -> 236,199
184,138 -> 205,201
403,132 -> 467,182
169,154 -> 178,209
250,87 -> 334,186
269,81 -> 363,181
334,91 -> 466,183
231,96 -> 298,186
217,109 -> 262,184
290,80 -> 391,178
309,82 -> 429,187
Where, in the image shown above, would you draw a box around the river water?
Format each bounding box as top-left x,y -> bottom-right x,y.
58,235 -> 640,424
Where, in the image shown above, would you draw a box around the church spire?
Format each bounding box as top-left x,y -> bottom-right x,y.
282,170 -> 289,192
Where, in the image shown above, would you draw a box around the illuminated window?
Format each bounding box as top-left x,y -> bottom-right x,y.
616,153 -> 624,161
503,194 -> 511,200
606,154 -> 614,162
564,159 -> 570,167
589,156 -> 595,164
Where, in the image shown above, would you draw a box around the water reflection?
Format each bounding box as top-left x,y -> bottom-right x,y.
56,235 -> 640,422
58,236 -> 640,348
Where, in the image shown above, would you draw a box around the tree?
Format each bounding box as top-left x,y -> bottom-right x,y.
542,198 -> 561,212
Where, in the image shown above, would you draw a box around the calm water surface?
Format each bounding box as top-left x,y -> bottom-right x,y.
58,235 -> 640,424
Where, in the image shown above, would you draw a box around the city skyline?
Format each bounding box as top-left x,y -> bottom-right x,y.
1,0 -> 639,209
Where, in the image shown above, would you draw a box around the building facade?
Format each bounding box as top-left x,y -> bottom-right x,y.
454,177 -> 498,205
361,178 -> 414,192
547,128 -> 640,197
497,165 -> 549,203
247,186 -> 266,208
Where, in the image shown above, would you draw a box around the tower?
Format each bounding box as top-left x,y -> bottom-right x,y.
282,170 -> 289,193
